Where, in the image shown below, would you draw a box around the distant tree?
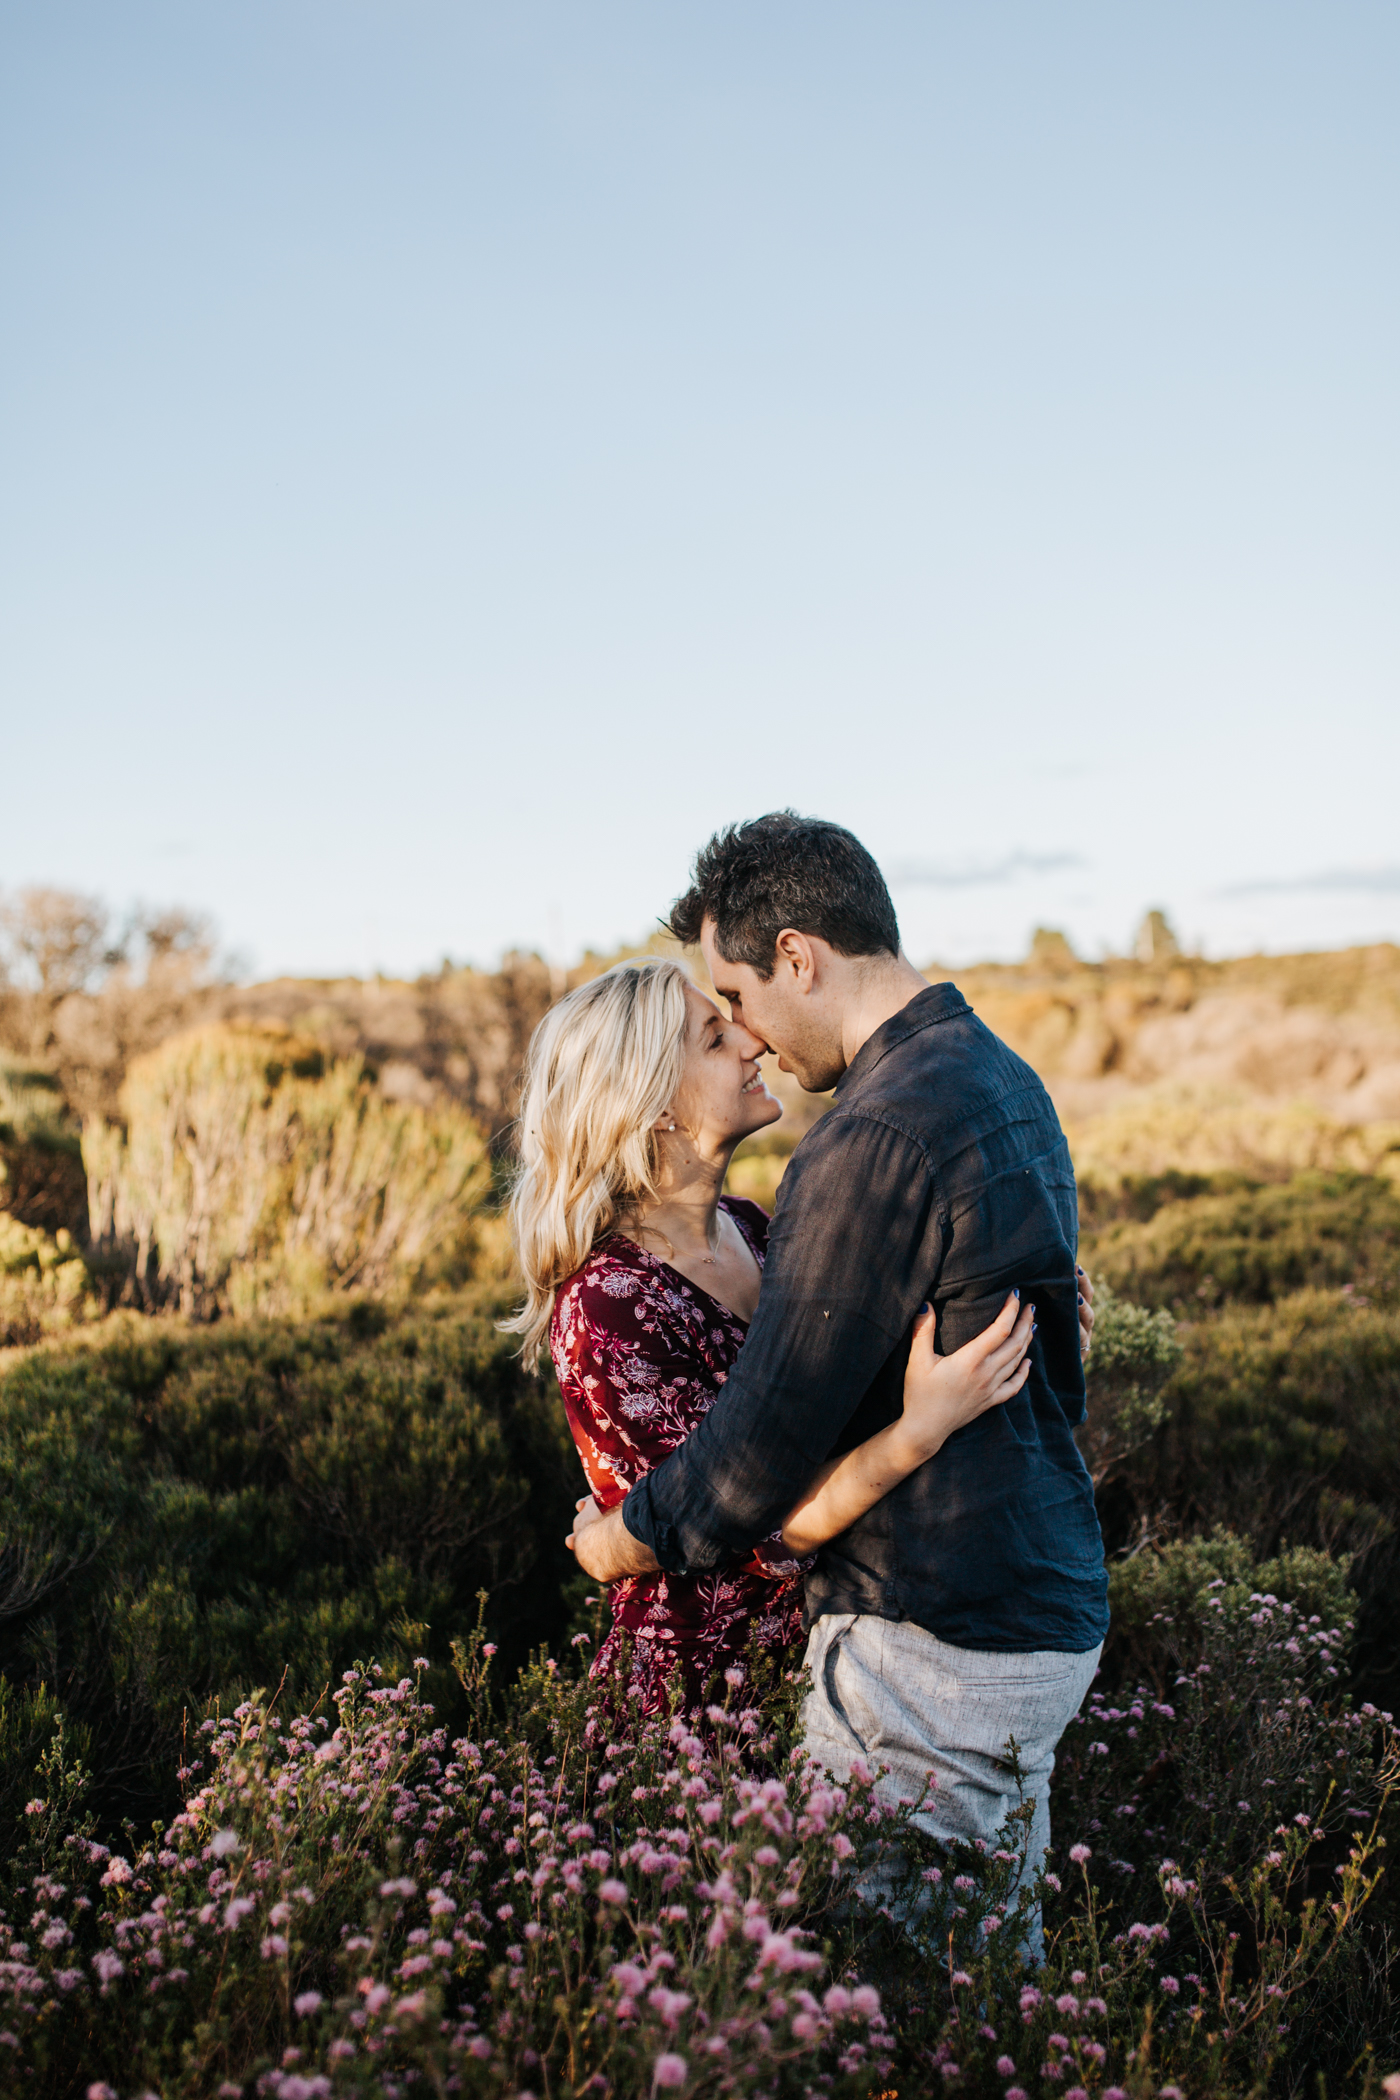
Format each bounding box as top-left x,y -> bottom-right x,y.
1028,925 -> 1078,973
0,889 -> 119,1058
1135,908 -> 1180,965
0,891 -> 223,1123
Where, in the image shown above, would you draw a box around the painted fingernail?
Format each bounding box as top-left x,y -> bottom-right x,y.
1078,1293 -> 1085,1304
1032,1321 -> 1038,1334
920,1302 -> 930,1315
1012,1287 -> 1020,1298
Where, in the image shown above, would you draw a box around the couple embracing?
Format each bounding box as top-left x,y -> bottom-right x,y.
506,813 -> 1108,1956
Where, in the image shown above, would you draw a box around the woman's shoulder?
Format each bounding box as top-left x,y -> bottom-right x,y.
553,1237 -> 647,1319
720,1194 -> 771,1251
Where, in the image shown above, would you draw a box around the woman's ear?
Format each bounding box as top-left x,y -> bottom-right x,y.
652,1111 -> 679,1134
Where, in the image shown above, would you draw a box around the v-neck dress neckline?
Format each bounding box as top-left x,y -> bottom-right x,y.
623,1195 -> 762,1330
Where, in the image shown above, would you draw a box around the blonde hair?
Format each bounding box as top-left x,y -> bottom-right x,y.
503,958 -> 692,1364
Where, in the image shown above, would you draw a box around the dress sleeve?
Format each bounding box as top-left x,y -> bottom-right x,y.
747,1529 -> 812,1582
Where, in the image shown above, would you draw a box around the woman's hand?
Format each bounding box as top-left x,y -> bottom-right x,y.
1077,1265 -> 1095,1357
894,1291 -> 1035,1466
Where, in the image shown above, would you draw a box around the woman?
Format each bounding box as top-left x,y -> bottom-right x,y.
505,958 -> 1045,1715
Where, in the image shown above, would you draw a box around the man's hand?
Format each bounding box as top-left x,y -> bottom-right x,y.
567,1496 -> 661,1583
1077,1265 -> 1095,1357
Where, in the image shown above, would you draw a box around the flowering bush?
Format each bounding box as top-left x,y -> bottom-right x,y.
0,1580 -> 1394,2100
0,1642 -> 902,2098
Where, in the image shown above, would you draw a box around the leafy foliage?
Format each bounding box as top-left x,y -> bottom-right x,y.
1077,1286 -> 1184,1489
0,1131 -> 1397,2090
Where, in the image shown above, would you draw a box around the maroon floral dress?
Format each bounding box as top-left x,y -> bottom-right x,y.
550,1196 -> 806,1715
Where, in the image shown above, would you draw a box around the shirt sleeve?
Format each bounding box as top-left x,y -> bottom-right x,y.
622,1112 -> 943,1573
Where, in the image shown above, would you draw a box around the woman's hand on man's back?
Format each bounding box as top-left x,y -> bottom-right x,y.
895,1290 -> 1035,1463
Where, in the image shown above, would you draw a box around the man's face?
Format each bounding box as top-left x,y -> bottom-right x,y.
699,920 -> 847,1093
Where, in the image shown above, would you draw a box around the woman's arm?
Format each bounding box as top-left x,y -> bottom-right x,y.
778,1290 -> 1035,1557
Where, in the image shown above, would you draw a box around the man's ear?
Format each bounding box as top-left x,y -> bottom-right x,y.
773,928 -> 819,993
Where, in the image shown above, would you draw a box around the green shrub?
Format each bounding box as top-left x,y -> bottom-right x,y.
0,1308 -> 581,1825
1078,1166 -> 1263,1229
0,1213 -> 98,1346
1078,1284 -> 1183,1489
1084,1169 -> 1400,1311
0,1057 -> 88,1241
1103,1291 -> 1400,1552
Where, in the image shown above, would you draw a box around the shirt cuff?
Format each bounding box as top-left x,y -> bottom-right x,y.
621,1473 -> 689,1574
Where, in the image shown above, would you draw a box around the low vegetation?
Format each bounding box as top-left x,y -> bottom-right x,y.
3,889 -> 1400,2091
0,1169 -> 1393,2091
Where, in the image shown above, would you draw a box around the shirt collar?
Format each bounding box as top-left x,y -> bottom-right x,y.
832,981 -> 971,1098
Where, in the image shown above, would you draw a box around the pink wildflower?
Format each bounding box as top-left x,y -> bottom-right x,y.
653,2052 -> 688,2089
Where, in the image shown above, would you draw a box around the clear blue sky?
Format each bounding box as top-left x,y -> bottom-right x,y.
3,2 -> 1397,978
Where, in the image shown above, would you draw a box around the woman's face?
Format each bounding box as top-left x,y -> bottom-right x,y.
667,983 -> 782,1151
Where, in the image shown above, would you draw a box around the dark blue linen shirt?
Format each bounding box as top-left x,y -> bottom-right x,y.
622,983 -> 1109,1654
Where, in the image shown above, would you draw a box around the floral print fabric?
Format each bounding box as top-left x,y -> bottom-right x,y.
549,1196 -> 806,1715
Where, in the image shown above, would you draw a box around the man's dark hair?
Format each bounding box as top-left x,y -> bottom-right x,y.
667,813 -> 901,979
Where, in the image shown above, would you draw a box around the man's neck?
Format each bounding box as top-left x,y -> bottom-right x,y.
839,955 -> 932,1071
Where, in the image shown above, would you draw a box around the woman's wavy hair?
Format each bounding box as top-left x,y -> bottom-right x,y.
502,958 -> 691,1365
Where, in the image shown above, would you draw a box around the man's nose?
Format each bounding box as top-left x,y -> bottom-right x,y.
736,1024 -> 770,1058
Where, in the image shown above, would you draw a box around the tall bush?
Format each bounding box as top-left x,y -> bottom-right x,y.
84,1025 -> 490,1316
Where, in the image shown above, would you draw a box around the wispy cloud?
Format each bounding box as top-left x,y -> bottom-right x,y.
886,851 -> 1085,889
1221,866 -> 1400,898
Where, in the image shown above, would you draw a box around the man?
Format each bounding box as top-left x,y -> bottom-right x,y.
572,812 -> 1107,1954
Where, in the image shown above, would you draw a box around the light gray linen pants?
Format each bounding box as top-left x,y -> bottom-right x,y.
801,1613 -> 1102,1963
